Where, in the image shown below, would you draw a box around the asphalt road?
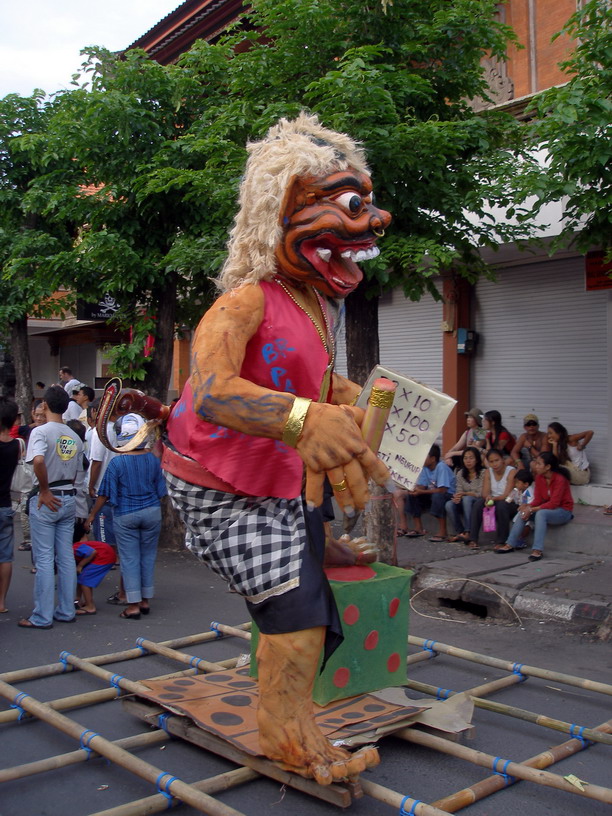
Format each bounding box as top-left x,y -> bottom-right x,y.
0,547 -> 610,816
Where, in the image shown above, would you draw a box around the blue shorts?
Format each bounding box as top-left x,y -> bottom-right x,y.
0,506 -> 15,563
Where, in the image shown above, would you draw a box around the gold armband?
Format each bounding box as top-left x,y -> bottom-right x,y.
282,397 -> 312,448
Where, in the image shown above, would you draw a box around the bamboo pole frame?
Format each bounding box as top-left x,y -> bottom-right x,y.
0,679 -> 246,816
408,636 -> 612,696
396,727 -> 612,804
431,719 -> 612,812
405,677 -> 612,746
0,623 -> 252,685
88,768 -> 259,816
1,624 -> 609,815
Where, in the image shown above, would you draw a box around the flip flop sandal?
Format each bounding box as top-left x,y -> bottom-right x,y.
107,593 -> 128,605
396,529 -> 408,536
604,506 -> 612,516
428,536 -> 447,543
18,618 -> 53,629
405,530 -> 426,538
466,541 -> 480,550
119,609 -> 141,620
494,544 -> 514,553
76,609 -> 97,615
528,551 -> 543,561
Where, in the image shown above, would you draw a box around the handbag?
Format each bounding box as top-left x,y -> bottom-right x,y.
10,438 -> 33,500
482,504 -> 497,532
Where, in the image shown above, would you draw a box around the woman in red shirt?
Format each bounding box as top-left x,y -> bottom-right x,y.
496,452 -> 573,561
483,410 -> 515,459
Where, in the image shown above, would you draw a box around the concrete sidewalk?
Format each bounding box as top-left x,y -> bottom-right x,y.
395,503 -> 612,630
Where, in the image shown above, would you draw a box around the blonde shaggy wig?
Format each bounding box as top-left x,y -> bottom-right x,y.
217,112 -> 369,293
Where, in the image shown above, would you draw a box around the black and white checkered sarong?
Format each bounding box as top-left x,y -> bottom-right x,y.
164,472 -> 307,603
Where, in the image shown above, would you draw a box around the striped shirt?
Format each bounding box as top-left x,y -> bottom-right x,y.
99,452 -> 167,517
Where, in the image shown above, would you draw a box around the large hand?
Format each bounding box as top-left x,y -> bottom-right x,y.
38,489 -> 61,513
299,404 -> 392,511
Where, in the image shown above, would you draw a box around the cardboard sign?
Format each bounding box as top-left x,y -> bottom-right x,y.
357,366 -> 456,491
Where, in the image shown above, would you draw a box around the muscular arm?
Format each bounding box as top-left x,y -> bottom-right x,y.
509,433 -> 526,464
191,285 -> 295,438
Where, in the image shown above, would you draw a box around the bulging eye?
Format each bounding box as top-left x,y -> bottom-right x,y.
334,192 -> 363,214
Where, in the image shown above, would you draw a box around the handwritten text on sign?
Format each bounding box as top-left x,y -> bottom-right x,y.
357,366 -> 456,491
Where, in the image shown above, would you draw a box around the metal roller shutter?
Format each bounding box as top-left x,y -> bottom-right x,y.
335,284 -> 443,391
472,256 -> 610,483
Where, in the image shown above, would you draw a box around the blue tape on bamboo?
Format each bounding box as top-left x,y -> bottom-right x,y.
110,674 -> 124,690
136,637 -> 149,655
399,795 -> 422,815
209,621 -> 223,639
569,724 -> 592,748
512,662 -> 527,682
492,756 -> 515,785
156,772 -> 179,808
190,656 -> 205,671
422,639 -> 438,654
79,729 -> 99,759
157,712 -> 174,734
59,650 -> 72,672
11,692 -> 31,721
436,687 -> 451,700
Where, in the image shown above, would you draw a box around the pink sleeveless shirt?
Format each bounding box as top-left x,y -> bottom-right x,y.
166,280 -> 332,499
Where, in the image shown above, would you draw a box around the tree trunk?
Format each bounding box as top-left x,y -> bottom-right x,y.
159,495 -> 186,551
345,285 -> 395,564
344,285 -> 379,387
143,274 -> 177,403
10,316 -> 33,418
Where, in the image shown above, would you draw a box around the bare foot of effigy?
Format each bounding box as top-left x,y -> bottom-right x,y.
256,627 -> 380,784
324,534 -> 378,567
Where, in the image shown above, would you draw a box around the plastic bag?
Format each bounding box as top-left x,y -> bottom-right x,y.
482,505 -> 497,532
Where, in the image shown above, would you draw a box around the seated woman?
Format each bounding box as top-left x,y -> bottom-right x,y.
547,422 -> 593,485
446,446 -> 484,542
509,414 -> 549,472
483,410 -> 516,460
443,408 -> 486,468
496,452 -> 573,561
466,449 -> 517,550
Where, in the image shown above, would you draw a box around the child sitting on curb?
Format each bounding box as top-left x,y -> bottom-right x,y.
73,521 -> 116,615
500,469 -> 535,550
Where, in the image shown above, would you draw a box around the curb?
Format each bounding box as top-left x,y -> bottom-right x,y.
413,569 -> 611,626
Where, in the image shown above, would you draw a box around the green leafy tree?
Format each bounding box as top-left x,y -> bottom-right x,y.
13,0 -> 534,402
525,0 -> 612,256
20,48 -> 223,399
0,92 -> 74,414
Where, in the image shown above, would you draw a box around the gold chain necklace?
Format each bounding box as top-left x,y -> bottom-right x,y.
275,278 -> 335,367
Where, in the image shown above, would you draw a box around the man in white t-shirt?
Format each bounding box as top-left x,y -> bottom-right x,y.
58,366 -> 80,396
19,386 -> 83,629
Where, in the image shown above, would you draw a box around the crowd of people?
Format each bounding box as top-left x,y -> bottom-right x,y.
0,367 -> 166,626
0,377 -> 599,618
400,407 -> 592,560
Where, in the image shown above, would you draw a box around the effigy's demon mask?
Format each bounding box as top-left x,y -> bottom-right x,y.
275,169 -> 392,299
217,112 -> 391,296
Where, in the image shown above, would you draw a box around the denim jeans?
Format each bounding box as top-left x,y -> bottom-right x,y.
0,506 -> 15,563
114,505 -> 162,603
405,491 -> 453,520
446,496 -> 477,534
506,507 -> 573,552
29,495 -> 77,626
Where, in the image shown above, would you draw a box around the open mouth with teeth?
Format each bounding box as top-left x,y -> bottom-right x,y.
299,233 -> 381,297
